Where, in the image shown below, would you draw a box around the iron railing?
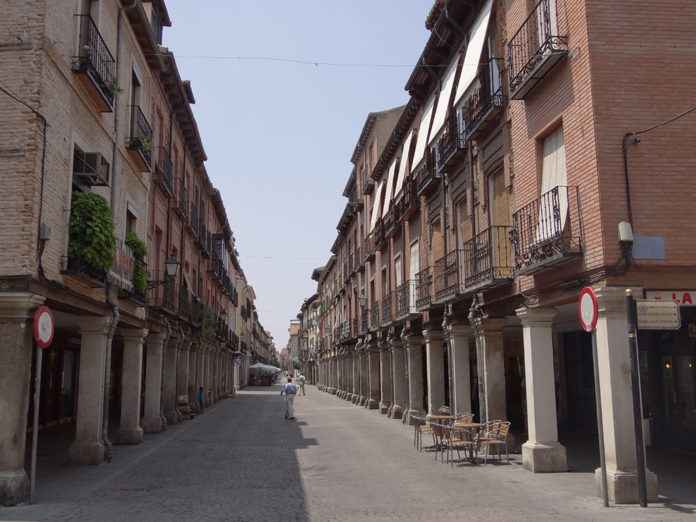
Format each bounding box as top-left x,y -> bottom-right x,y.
155,147 -> 174,194
127,105 -> 153,168
381,293 -> 392,326
507,0 -> 568,98
460,64 -> 506,141
415,150 -> 436,195
511,185 -> 583,274
73,15 -> 116,107
370,303 -> 380,330
415,268 -> 432,309
460,226 -> 513,292
147,270 -> 176,311
435,117 -> 461,171
360,307 -> 369,334
433,250 -> 459,302
178,182 -> 189,217
395,280 -> 417,319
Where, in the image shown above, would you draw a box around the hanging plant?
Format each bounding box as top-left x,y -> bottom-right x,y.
125,231 -> 148,293
68,192 -> 116,274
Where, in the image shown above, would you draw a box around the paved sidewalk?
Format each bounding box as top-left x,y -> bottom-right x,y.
2,385 -> 694,521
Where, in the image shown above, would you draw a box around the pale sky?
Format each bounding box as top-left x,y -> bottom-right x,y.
165,1 -> 434,350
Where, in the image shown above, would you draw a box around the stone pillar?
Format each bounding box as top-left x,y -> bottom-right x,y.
0,293 -> 44,506
472,318 -> 506,423
516,307 -> 567,472
359,350 -> 368,406
163,337 -> 180,424
379,341 -> 393,414
69,316 -> 113,465
424,328 -> 445,416
593,288 -> 657,503
404,332 -> 425,424
117,328 -> 148,444
448,321 -> 472,417
143,332 -> 166,433
351,351 -> 359,401
390,334 -> 407,419
367,344 -> 380,409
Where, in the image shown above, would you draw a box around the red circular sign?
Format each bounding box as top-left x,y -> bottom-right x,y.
33,306 -> 55,349
578,287 -> 599,333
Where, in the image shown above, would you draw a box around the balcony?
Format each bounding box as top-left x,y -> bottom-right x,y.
190,205 -> 200,238
370,304 -> 380,331
415,268 -> 432,310
363,176 -> 375,195
111,240 -> 147,304
433,250 -> 459,302
395,280 -> 417,320
147,271 -> 177,313
154,147 -> 174,195
373,219 -> 385,248
340,321 -> 351,341
178,285 -> 192,320
383,207 -> 395,238
200,226 -> 211,257
511,185 -> 583,275
401,178 -> 419,218
415,150 -> 438,196
435,118 -> 463,172
72,15 -> 117,112
355,247 -> 363,271
381,293 -> 392,326
508,0 -> 568,100
176,183 -> 189,218
351,318 -> 359,338
360,307 -> 369,334
460,226 -> 513,293
363,236 -> 376,262
126,105 -> 153,171
460,66 -> 506,141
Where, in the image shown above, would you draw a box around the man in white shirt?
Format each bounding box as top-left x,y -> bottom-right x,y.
298,373 -> 306,396
281,377 -> 298,420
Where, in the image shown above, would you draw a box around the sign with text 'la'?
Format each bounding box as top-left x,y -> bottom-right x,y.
636,300 -> 681,330
646,290 -> 696,306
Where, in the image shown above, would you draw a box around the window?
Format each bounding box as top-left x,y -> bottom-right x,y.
126,209 -> 137,236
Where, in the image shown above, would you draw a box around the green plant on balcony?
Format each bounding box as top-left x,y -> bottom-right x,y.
125,231 -> 148,294
68,192 -> 116,276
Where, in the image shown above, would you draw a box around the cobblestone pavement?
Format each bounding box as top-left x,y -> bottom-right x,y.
2,386 -> 694,521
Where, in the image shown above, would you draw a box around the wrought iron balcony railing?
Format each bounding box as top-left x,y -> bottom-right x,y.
508,0 -> 568,99
415,268 -> 432,310
511,185 -> 583,275
370,303 -> 380,331
126,105 -> 153,170
395,280 -> 417,319
360,307 -> 369,334
433,250 -> 459,302
435,117 -> 462,172
177,183 -> 189,217
155,147 -> 174,195
381,293 -> 393,326
460,64 -> 506,141
415,149 -> 437,196
147,271 -> 176,312
72,15 -> 117,110
460,226 -> 513,293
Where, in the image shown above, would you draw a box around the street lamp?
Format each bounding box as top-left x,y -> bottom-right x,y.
148,255 -> 180,288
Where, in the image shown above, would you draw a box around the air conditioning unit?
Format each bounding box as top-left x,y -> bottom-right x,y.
74,151 -> 110,186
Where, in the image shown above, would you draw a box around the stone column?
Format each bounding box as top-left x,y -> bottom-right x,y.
390,334 -> 407,419
69,316 -> 113,465
143,332 -> 166,433
163,337 -> 180,424
178,340 -> 193,417
367,343 -> 380,409
448,321 -> 473,417
472,318 -> 506,423
424,328 -> 445,417
594,288 -> 657,503
359,350 -> 368,406
404,332 -> 425,424
117,328 -> 148,444
351,351 -> 359,402
379,341 -> 393,414
516,307 -> 567,472
0,293 -> 44,506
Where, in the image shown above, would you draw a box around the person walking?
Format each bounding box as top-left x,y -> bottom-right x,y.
281,377 -> 298,420
298,373 -> 306,396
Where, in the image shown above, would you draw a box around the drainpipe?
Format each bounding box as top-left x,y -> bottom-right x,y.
622,133 -> 638,228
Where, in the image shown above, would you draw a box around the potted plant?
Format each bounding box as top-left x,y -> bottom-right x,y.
68,192 -> 116,280
125,231 -> 148,298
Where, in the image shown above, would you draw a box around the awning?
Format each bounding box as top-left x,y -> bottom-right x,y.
369,179 -> 384,233
381,159 -> 398,218
410,94 -> 437,173
393,129 -> 414,197
428,56 -> 461,145
453,0 -> 493,107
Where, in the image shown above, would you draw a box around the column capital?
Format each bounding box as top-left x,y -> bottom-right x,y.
422,328 -> 443,342
595,286 -> 629,318
446,320 -> 473,338
471,317 -> 505,336
0,292 -> 45,320
515,306 -> 557,327
118,328 -> 149,341
146,331 -> 168,345
78,315 -> 113,335
403,334 -> 424,350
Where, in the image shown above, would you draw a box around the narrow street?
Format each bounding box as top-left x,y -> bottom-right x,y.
1,385 -> 691,522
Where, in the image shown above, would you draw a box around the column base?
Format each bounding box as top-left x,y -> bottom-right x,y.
367,399 -> 379,410
379,402 -> 391,414
359,396 -> 367,406
327,387 -> 336,394
165,410 -> 180,425
405,409 -> 423,425
522,441 -> 568,473
0,469 -> 29,507
142,416 -> 163,433
594,467 -> 658,504
69,440 -> 105,465
117,427 -> 144,445
390,404 -> 403,419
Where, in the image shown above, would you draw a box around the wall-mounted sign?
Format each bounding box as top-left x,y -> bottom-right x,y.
636,300 -> 681,330
646,290 -> 696,306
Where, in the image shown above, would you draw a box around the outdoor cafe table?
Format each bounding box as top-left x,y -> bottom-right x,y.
452,422 -> 482,463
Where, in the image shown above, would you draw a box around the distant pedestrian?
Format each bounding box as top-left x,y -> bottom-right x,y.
197,386 -> 205,410
281,377 -> 298,420
298,374 -> 306,396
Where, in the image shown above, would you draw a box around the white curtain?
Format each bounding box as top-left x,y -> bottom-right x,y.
429,57 -> 461,145
536,126 -> 567,242
369,180 -> 384,233
394,129 -> 414,197
382,159 -> 398,218
453,0 -> 493,107
410,95 -> 437,173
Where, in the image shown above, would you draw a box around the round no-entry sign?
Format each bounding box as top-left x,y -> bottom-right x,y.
33,305 -> 55,349
578,287 -> 599,333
